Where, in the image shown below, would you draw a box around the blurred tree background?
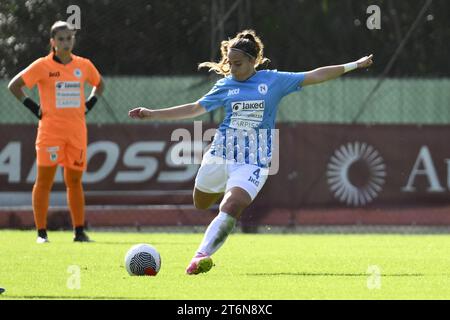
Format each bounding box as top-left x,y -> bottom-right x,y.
0,0 -> 449,79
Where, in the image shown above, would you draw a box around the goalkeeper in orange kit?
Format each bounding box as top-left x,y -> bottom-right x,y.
8,21 -> 105,243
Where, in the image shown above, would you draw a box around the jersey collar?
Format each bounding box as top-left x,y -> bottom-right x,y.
230,70 -> 259,82
49,53 -> 74,66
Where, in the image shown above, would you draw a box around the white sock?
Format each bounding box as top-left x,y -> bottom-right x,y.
196,211 -> 236,257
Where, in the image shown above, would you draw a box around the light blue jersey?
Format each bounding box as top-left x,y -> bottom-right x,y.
197,69 -> 305,168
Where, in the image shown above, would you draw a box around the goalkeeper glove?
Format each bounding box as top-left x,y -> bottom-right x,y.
85,95 -> 98,115
22,97 -> 41,119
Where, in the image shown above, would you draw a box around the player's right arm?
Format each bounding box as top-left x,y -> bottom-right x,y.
128,102 -> 207,120
129,80 -> 223,121
8,74 -> 27,101
8,72 -> 41,119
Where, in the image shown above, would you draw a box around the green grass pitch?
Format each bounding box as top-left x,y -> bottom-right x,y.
1,230 -> 450,299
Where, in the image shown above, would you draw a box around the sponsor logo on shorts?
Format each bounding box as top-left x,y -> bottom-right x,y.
46,146 -> 59,162
73,160 -> 84,167
248,176 -> 260,187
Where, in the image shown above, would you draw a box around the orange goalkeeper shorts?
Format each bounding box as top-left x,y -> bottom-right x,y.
36,140 -> 87,171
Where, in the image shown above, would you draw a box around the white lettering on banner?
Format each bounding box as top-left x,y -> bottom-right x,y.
0,141 -> 198,185
1,125 -> 279,185
158,142 -> 200,183
4,141 -> 448,190
402,146 -> 445,192
0,142 -> 21,183
26,161 -> 36,183
115,142 -> 165,183
84,141 -> 120,183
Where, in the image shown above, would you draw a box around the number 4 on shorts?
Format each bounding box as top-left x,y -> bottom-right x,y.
253,168 -> 260,179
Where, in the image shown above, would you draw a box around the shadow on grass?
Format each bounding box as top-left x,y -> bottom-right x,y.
4,295 -> 138,300
4,295 -> 165,301
96,241 -> 198,246
246,272 -> 425,277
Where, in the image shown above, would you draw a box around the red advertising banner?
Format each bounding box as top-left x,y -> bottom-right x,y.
1,123 -> 449,209
256,123 -> 450,208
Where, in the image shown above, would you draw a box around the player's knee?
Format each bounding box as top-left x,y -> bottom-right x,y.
219,199 -> 247,217
193,196 -> 212,210
34,180 -> 53,191
193,189 -> 219,210
194,201 -> 211,210
64,175 -> 82,188
34,176 -> 54,190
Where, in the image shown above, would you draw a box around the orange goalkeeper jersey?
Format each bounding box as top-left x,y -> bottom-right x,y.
21,53 -> 101,149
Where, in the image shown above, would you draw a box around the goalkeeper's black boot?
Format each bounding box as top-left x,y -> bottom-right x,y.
73,227 -> 93,242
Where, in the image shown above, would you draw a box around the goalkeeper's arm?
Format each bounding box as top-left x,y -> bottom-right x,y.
85,77 -> 105,115
7,74 -> 41,119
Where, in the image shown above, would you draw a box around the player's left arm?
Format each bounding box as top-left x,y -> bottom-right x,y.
85,77 -> 104,114
85,58 -> 105,114
302,54 -> 373,86
89,77 -> 105,97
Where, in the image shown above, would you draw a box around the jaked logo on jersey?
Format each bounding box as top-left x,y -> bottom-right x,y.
230,100 -> 265,129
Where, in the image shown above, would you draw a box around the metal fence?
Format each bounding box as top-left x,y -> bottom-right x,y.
1,77 -> 450,125
1,0 -> 450,126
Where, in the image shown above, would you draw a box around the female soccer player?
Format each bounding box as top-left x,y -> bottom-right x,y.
129,29 -> 373,274
8,21 -> 105,243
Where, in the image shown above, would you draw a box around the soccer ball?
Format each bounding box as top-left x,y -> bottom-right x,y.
124,244 -> 161,276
